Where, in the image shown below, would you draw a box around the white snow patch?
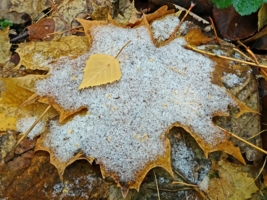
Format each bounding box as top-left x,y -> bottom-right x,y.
16,116 -> 45,139
198,175 -> 209,191
151,15 -> 180,42
222,73 -> 245,87
35,20 -> 236,183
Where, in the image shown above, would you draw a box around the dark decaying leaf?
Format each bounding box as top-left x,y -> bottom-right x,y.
212,5 -> 257,40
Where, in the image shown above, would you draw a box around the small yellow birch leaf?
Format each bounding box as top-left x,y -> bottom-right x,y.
78,54 -> 121,89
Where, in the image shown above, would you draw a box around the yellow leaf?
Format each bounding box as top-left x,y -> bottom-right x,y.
207,159 -> 259,200
0,27 -> 11,64
16,35 -> 90,70
78,54 -> 121,89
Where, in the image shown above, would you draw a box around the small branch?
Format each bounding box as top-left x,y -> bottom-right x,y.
209,17 -> 220,44
48,0 -> 72,35
173,4 -> 209,24
237,40 -> 259,64
10,31 -> 29,43
168,2 -> 196,42
184,44 -> 267,69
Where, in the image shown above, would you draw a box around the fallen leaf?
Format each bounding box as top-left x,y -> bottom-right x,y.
16,35 -> 90,70
146,5 -> 174,23
185,28 -> 213,46
207,159 -> 259,200
28,18 -> 55,41
212,6 -> 257,40
0,27 -> 11,64
258,3 -> 267,31
9,0 -> 50,21
78,54 -> 121,89
50,0 -> 87,36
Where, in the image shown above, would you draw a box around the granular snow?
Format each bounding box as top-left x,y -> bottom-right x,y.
34,18 -> 236,183
222,73 -> 245,87
16,116 -> 45,139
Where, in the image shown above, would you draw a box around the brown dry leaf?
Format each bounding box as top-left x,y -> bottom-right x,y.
212,6 -> 257,40
9,0 -> 51,21
244,26 -> 267,43
78,54 -> 121,89
0,151 -> 109,199
207,159 -> 258,200
28,18 -> 55,41
15,35 -> 90,70
185,28 -> 213,46
146,5 -> 174,23
0,27 -> 11,64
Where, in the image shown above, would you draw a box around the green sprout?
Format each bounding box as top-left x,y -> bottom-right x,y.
0,19 -> 13,29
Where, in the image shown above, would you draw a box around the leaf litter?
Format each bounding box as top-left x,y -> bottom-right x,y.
0,7 -> 262,198
13,13 -> 252,191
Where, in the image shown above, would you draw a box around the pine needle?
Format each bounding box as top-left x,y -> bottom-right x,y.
10,105 -> 51,152
246,129 -> 267,140
185,44 -> 267,69
153,169 -> 161,200
247,156 -> 267,187
216,125 -> 267,155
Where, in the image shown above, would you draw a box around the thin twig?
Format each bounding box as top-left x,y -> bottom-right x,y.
209,17 -> 220,44
10,105 -> 51,152
184,44 -> 267,69
233,48 -> 254,62
216,125 -> 267,155
174,169 -> 190,183
153,169 -> 161,200
247,156 -> 267,187
237,40 -> 259,64
172,181 -> 197,187
173,4 -> 209,24
48,0 -> 72,35
168,2 -> 196,42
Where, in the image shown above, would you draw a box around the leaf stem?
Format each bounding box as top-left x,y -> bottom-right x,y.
115,41 -> 131,58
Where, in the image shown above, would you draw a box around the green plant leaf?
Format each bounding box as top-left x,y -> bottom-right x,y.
0,19 -> 13,29
211,0 -> 233,9
233,0 -> 263,15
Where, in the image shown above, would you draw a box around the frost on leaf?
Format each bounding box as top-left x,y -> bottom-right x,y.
2,9 -> 258,195
78,54 -> 121,89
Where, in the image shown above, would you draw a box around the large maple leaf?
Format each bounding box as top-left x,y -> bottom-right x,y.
2,10 -> 258,197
